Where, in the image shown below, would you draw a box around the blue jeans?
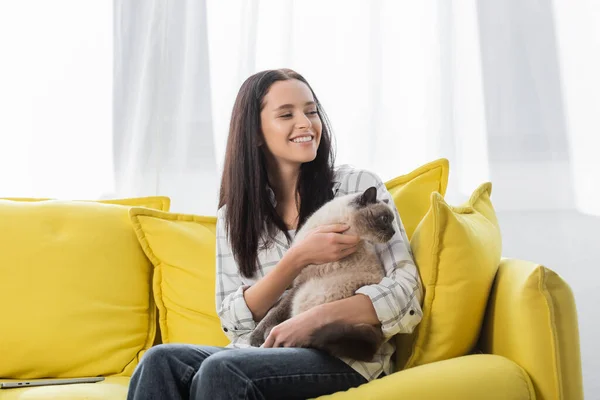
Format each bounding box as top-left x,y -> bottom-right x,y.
127,344 -> 368,400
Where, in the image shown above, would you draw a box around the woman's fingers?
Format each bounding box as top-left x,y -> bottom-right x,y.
335,234 -> 361,245
342,245 -> 358,255
318,223 -> 350,233
262,332 -> 275,348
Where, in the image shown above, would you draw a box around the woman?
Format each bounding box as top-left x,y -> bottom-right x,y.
127,69 -> 423,399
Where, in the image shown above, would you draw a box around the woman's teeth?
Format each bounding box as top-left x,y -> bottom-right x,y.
291,136 -> 312,143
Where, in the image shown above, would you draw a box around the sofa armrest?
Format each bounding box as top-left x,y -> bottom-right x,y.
318,354 -> 534,400
478,258 -> 583,400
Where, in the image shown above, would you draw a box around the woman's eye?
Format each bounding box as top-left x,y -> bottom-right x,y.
280,114 -> 292,118
307,111 -> 318,115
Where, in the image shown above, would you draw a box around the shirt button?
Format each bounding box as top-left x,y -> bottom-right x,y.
409,309 -> 415,316
223,327 -> 228,332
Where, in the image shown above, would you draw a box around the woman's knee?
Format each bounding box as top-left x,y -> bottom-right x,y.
196,350 -> 246,379
191,351 -> 252,397
139,344 -> 187,368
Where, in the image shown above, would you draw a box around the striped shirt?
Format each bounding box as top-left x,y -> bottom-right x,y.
215,165 -> 424,381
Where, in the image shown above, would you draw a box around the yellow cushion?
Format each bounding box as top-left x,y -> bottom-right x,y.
479,258 -> 584,400
318,354 -> 534,400
129,208 -> 229,346
403,182 -> 502,368
0,197 -> 169,379
384,158 -> 449,240
0,376 -> 130,400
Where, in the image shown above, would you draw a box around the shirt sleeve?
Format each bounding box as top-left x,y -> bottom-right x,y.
215,207 -> 257,343
345,169 -> 424,339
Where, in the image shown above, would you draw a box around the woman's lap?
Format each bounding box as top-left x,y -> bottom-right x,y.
128,343 -> 367,400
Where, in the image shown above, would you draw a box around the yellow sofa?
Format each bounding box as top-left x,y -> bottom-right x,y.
0,162 -> 583,399
0,257 -> 583,400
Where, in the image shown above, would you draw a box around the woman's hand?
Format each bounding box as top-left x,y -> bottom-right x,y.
262,306 -> 325,348
290,224 -> 361,267
262,295 -> 381,348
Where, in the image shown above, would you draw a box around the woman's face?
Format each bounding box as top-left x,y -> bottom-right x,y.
260,79 -> 322,169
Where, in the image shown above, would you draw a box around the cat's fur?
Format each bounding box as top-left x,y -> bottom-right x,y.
248,186 -> 395,361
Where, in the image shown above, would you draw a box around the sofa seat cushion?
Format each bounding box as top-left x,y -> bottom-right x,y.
317,354 -> 535,400
0,376 -> 130,400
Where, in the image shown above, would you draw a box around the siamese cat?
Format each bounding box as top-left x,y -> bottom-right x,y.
248,186 -> 395,361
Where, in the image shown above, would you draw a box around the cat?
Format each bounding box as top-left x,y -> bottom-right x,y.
248,186 -> 396,362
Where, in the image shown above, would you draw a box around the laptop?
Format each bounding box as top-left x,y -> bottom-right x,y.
0,377 -> 104,389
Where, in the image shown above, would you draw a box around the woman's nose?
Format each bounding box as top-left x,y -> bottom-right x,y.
295,113 -> 312,129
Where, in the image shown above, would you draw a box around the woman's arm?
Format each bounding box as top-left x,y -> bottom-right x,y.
243,246 -> 304,321
216,208 -> 307,337
262,294 -> 380,348
317,294 -> 380,326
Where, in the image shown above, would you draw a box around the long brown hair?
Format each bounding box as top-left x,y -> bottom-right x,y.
218,69 -> 336,279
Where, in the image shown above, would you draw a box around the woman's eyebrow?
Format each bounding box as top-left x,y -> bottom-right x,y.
273,101 -> 316,112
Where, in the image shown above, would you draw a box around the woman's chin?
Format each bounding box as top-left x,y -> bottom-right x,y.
274,151 -> 318,166
296,153 -> 318,164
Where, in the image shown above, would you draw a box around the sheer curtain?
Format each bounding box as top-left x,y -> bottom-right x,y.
113,0 -> 217,214
0,1 -> 113,200
552,0 -> 600,217
206,0 -> 489,206
2,0 -> 599,218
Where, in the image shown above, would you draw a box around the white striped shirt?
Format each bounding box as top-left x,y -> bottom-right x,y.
215,165 -> 423,381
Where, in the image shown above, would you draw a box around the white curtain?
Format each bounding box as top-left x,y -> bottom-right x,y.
113,0 -> 217,214
2,0 -> 599,218
0,1 -> 113,200
206,0 -> 489,207
552,0 -> 600,217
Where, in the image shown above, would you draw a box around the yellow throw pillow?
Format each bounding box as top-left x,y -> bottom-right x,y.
403,182 -> 501,368
0,196 -> 169,379
129,208 -> 229,347
385,158 -> 449,240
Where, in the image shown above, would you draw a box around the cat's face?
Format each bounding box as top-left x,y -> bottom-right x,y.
349,187 -> 395,243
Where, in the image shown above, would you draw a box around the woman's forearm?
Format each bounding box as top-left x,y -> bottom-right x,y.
244,247 -> 305,322
318,294 -> 380,326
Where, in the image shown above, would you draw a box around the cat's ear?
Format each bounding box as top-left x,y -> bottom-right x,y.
356,186 -> 378,207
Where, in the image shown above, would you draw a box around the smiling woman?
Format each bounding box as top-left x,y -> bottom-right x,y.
126,68 -> 423,399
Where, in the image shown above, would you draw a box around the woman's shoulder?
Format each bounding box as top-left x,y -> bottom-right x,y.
216,205 -> 227,222
334,164 -> 385,195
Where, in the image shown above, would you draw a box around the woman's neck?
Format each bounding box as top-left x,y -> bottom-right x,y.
268,162 -> 301,205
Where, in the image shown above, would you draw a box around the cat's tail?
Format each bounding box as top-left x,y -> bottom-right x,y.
309,323 -> 385,362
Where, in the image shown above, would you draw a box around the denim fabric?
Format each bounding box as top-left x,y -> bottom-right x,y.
127,344 -> 368,400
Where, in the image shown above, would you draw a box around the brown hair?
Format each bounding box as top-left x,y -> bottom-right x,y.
218,69 -> 336,278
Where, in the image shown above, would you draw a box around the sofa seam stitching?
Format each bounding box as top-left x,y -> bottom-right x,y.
539,266 -> 563,399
